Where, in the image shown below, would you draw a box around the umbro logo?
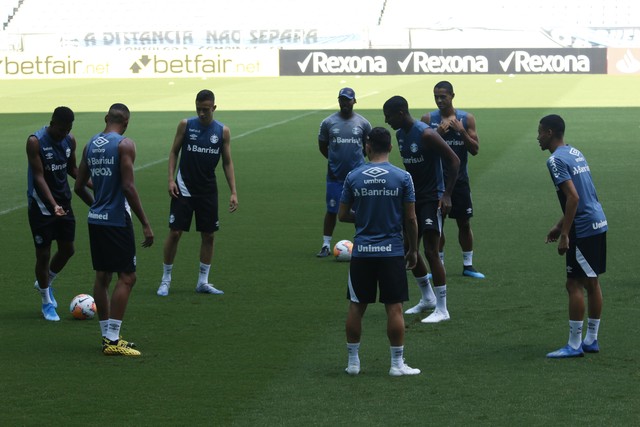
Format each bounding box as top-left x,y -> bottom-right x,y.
92,136 -> 109,148
362,167 -> 389,179
424,219 -> 433,225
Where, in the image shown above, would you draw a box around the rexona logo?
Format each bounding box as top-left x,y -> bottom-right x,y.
297,52 -> 387,73
499,51 -> 591,73
398,52 -> 488,73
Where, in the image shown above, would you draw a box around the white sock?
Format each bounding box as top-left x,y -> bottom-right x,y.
105,319 -> 122,342
584,318 -> 600,345
48,269 -> 58,286
162,263 -> 173,283
568,320 -> 583,350
347,342 -> 360,366
36,283 -> 52,304
463,251 -> 473,267
322,236 -> 332,248
198,262 -> 210,285
439,251 -> 445,265
434,285 -> 447,312
390,345 -> 404,367
100,320 -> 109,337
415,275 -> 435,302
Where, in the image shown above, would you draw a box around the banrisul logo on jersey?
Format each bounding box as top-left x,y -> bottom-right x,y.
279,49 -> 606,75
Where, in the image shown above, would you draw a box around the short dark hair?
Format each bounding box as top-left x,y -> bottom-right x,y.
434,80 -> 454,94
51,106 -> 74,124
107,103 -> 130,124
366,127 -> 392,153
540,114 -> 565,137
383,96 -> 409,114
196,89 -> 215,104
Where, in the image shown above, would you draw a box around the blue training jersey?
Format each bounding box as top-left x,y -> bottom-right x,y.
341,161 -> 415,258
396,120 -> 444,202
85,132 -> 131,227
546,145 -> 607,238
318,112 -> 371,181
176,118 -> 224,197
428,110 -> 470,183
27,126 -> 73,215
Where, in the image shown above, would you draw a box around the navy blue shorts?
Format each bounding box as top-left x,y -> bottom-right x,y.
28,203 -> 75,248
448,180 -> 473,219
88,217 -> 136,273
169,195 -> 219,233
325,180 -> 343,214
347,256 -> 409,304
566,232 -> 606,278
415,200 -> 442,236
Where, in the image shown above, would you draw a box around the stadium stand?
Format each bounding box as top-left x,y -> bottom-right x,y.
4,0 -> 384,32
378,0 -> 639,28
0,0 -> 20,30
2,0 -> 637,34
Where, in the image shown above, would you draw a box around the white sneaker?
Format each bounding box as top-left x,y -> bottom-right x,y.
345,364 -> 360,375
389,363 -> 421,376
404,299 -> 436,314
195,283 -> 224,295
157,282 -> 170,297
421,308 -> 450,324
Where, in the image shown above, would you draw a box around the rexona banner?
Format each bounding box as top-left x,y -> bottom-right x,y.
280,48 -> 607,75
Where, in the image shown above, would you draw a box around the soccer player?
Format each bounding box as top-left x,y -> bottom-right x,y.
157,90 -> 238,297
316,87 -> 372,257
538,114 -> 607,358
383,96 -> 460,324
421,81 -> 484,279
26,106 -> 91,321
75,103 -> 154,356
339,127 -> 420,376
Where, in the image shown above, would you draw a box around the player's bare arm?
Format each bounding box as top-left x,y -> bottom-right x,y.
167,119 -> 187,198
318,139 -> 329,159
338,202 -> 355,223
453,113 -> 479,156
221,125 -> 238,213
423,129 -> 460,214
73,145 -> 95,207
26,136 -> 66,216
555,179 -> 580,255
119,138 -> 154,248
403,201 -> 418,270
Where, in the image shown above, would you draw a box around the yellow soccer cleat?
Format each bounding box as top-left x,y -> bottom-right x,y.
102,338 -> 141,357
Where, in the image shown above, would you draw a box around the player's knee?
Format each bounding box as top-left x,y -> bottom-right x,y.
120,272 -> 137,287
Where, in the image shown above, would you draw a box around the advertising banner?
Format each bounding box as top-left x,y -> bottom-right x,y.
0,49 -> 280,79
279,48 -> 608,75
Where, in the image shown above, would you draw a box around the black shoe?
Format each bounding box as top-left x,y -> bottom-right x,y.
316,246 -> 330,257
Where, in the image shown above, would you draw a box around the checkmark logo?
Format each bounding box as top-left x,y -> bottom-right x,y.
297,53 -> 313,72
397,53 -> 413,72
499,51 -> 515,72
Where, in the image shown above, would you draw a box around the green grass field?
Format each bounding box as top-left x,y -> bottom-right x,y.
1,75 -> 639,426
